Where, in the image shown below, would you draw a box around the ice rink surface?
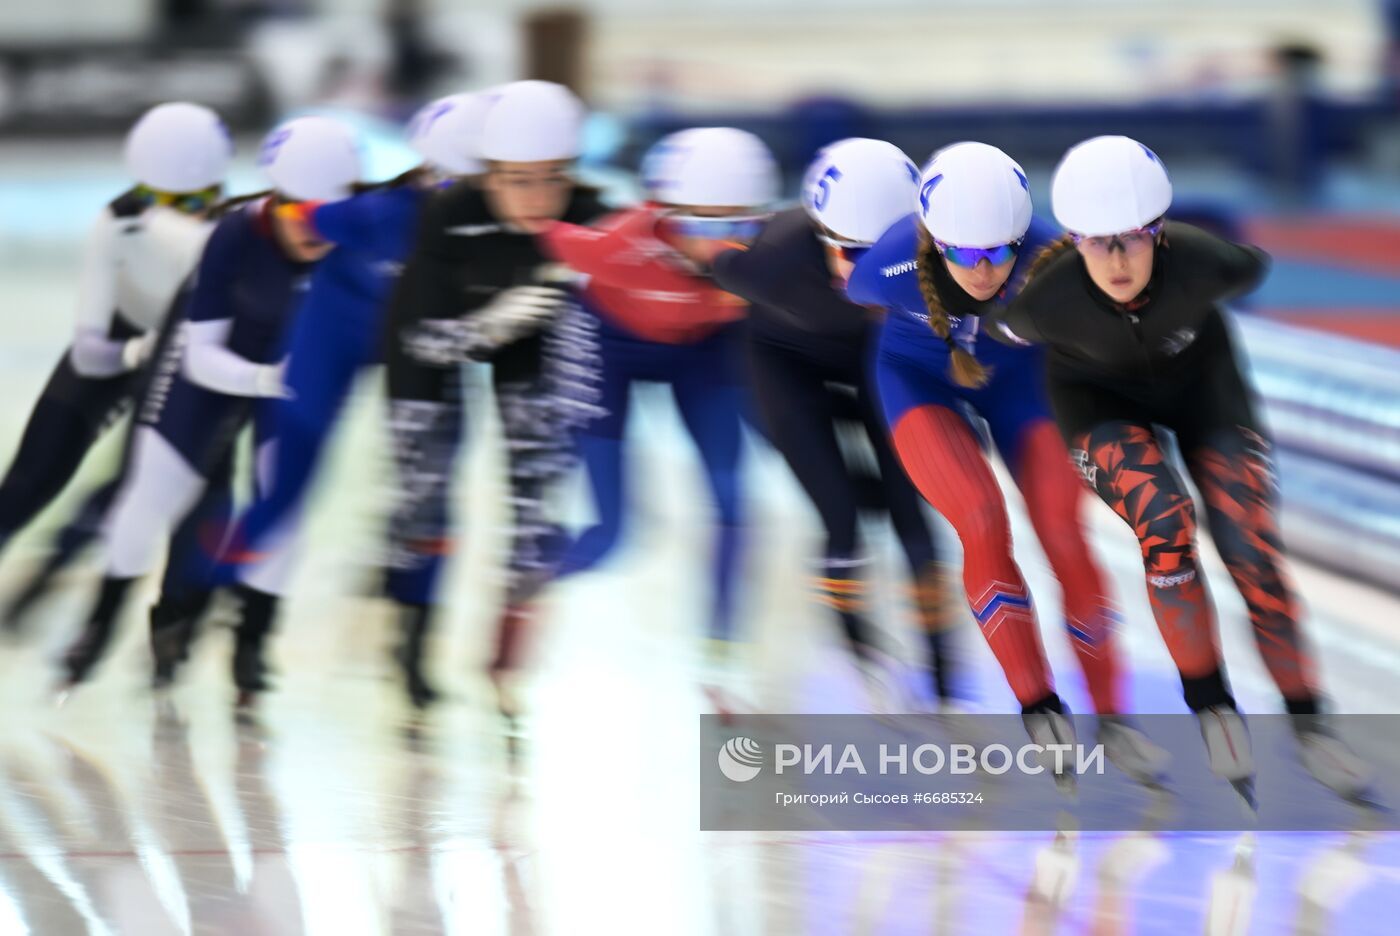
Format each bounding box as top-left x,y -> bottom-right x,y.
0,188 -> 1397,934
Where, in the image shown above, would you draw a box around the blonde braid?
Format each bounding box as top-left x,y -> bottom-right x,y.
915,226 -> 990,389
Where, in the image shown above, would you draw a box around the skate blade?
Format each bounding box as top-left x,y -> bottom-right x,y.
53,681 -> 77,708
59,656 -> 94,687
233,693 -> 265,730
1315,778 -> 1383,811
407,687 -> 441,711
153,695 -> 184,727
1139,775 -> 1173,797
1108,755 -> 1171,791
1345,788 -> 1388,814
1231,777 -> 1259,816
151,664 -> 179,691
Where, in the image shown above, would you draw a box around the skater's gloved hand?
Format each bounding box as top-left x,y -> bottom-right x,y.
403,287 -> 570,366
120,332 -> 159,371
402,318 -> 473,366
253,359 -> 293,399
532,262 -> 587,289
474,286 -> 569,345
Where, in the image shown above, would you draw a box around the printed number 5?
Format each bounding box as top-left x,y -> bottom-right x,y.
812,165 -> 843,211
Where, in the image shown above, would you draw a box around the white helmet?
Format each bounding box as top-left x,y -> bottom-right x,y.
646,127 -> 779,209
124,102 -> 232,193
639,128 -> 704,201
479,80 -> 584,163
918,142 -> 1032,248
408,92 -> 491,175
802,138 -> 919,247
1051,135 -> 1172,236
257,116 -> 362,202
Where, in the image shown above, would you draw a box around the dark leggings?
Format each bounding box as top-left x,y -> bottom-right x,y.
747,339 -> 938,574
1075,420 -> 1318,710
747,338 -> 964,678
0,353 -> 137,546
557,322 -> 747,642
1,454 -> 229,627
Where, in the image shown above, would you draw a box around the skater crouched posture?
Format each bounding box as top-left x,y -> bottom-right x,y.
0,103 -> 230,562
61,117 -> 363,695
706,138 -> 958,709
846,142 -> 1163,786
384,80 -> 608,719
211,92 -> 492,708
539,127 -> 771,712
1001,135 -> 1371,802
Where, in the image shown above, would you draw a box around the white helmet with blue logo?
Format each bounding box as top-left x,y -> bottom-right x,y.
643,127 -> 779,209
640,129 -> 704,202
918,142 -> 1032,248
408,91 -> 491,175
124,102 -> 233,193
802,137 -> 919,247
257,116 -> 362,203
1051,135 -> 1172,236
479,80 -> 585,163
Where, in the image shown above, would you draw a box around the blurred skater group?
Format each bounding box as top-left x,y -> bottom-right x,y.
0,80 -> 1375,806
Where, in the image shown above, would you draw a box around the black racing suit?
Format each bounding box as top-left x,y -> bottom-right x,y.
385,184 -> 607,658
0,191 -> 192,550
712,209 -> 956,696
1000,221 -> 1318,712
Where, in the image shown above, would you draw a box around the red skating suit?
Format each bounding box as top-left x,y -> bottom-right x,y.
541,207 -> 747,344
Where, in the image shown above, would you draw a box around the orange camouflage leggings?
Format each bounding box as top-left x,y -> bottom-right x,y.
1072,421 -> 1318,709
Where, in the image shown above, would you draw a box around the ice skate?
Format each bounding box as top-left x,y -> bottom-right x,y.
149,600 -> 199,690
230,586 -> 278,708
1097,715 -> 1170,789
394,604 -> 440,710
1023,698 -> 1078,799
1290,714 -> 1379,808
1196,705 -> 1257,812
59,615 -> 117,688
2,564 -> 58,634
911,561 -> 962,707
232,636 -> 271,708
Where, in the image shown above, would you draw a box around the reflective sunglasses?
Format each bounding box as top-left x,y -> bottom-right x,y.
934,238 -> 1022,269
272,196 -> 315,225
666,214 -> 768,242
1070,222 -> 1164,258
137,184 -> 221,215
